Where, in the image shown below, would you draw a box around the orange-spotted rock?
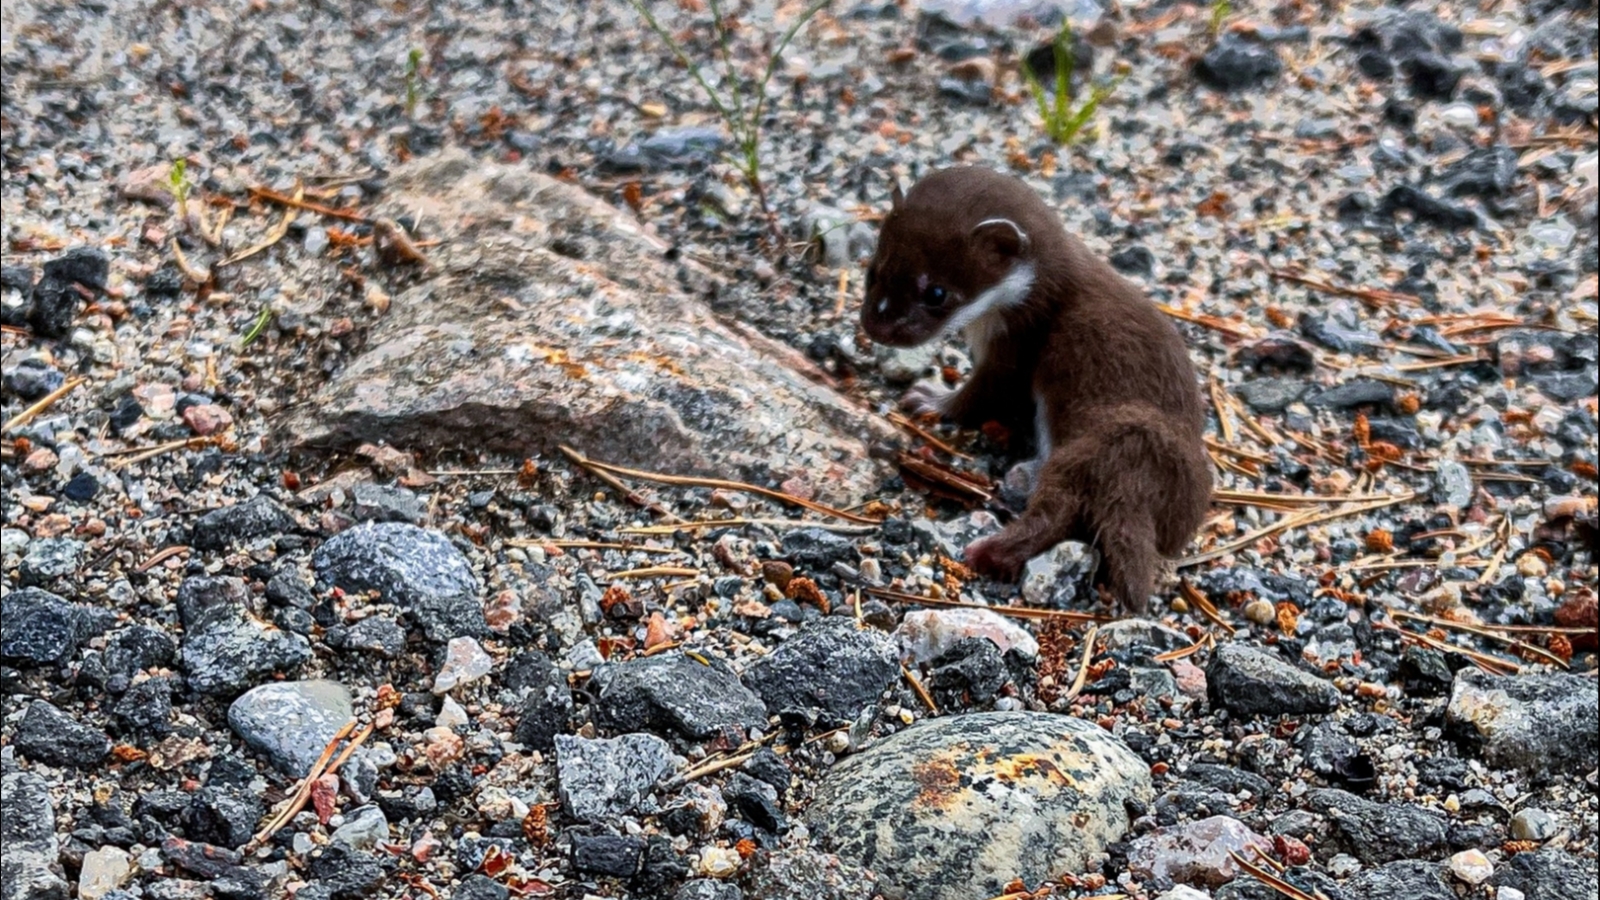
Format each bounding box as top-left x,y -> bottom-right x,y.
806,711 -> 1153,900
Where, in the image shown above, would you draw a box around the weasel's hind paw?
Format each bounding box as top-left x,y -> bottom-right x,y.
899,380 -> 953,419
964,535 -> 1028,583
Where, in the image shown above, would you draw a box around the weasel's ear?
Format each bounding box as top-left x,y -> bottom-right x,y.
890,181 -> 905,209
970,218 -> 1030,259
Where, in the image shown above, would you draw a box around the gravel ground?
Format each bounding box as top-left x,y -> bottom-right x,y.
2,1 -> 1598,899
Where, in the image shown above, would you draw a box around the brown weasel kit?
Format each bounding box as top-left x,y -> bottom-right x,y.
860,166 -> 1212,613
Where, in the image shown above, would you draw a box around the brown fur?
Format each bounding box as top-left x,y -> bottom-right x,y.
860,166 -> 1212,613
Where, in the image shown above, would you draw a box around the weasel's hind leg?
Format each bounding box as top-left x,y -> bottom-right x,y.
963,443 -> 1091,582
1087,507 -> 1160,614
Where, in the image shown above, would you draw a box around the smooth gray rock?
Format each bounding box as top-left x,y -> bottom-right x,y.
228,680 -> 355,777
807,712 -> 1153,900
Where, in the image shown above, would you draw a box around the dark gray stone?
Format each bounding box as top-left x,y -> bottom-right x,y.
1398,647 -> 1453,697
1300,314 -> 1383,355
1109,244 -> 1155,278
184,785 -> 264,851
0,771 -> 68,900
87,625 -> 178,690
591,651 -> 767,740
306,844 -> 390,900
1307,789 -> 1448,865
177,576 -> 312,695
1306,379 -> 1395,411
1235,377 -> 1309,413
1440,146 -> 1518,197
343,616 -> 407,658
1195,38 -> 1283,91
191,496 -> 300,551
1492,849 -> 1600,900
1379,185 -> 1478,229
724,771 -> 785,833
511,651 -> 572,751
29,248 -> 108,338
569,834 -> 646,878
454,875 -> 508,900
0,587 -> 113,667
780,528 -> 858,572
1183,763 -> 1273,798
927,636 -> 1010,709
1,360 -> 64,401
313,523 -> 486,641
113,677 -> 175,738
1207,644 -> 1339,718
13,700 -> 110,768
742,619 -> 898,721
1344,860 -> 1453,900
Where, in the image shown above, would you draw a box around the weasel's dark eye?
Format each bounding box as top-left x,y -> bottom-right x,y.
922,285 -> 947,306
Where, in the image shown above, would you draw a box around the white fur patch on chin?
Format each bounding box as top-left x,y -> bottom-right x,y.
945,262 -> 1036,365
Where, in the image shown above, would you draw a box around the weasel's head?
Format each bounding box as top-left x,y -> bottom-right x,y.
860,175 -> 1036,348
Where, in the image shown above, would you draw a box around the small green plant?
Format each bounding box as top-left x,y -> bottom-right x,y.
240,305 -> 273,348
404,47 -> 424,118
622,0 -> 830,239
1208,0 -> 1232,39
1020,18 -> 1125,146
167,158 -> 193,218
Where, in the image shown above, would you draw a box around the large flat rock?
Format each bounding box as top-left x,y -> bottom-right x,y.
279,152 -> 891,505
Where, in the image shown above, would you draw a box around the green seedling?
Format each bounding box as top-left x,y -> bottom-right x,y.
622,0 -> 831,241
240,305 -> 273,348
403,47 -> 422,119
168,158 -> 193,219
1021,18 -> 1125,146
1209,0 -> 1232,39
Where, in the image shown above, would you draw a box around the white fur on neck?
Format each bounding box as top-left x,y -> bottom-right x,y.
945,262 -> 1035,366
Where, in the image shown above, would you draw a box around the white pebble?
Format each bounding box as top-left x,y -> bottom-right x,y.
1450,849 -> 1493,884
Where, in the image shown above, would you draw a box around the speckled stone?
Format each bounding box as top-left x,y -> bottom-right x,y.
1446,669 -> 1598,780
806,712 -> 1153,900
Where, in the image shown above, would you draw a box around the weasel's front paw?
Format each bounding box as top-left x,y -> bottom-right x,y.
964,535 -> 1028,583
900,381 -> 954,419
